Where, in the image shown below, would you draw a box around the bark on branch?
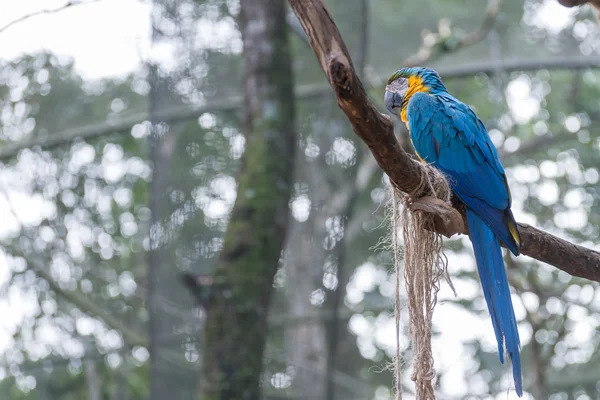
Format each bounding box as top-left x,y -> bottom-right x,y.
557,0 -> 600,8
287,0 -> 600,282
0,0 -> 103,34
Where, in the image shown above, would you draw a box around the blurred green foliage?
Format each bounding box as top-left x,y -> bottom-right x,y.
0,0 -> 598,399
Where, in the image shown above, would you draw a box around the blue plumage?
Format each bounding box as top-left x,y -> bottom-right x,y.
385,67 -> 523,396
467,210 -> 522,396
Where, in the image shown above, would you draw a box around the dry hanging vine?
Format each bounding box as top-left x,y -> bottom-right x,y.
389,162 -> 455,399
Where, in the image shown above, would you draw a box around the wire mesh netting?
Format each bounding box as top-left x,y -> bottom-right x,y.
0,0 -> 598,399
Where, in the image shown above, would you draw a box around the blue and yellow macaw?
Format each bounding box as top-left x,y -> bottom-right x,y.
384,67 -> 523,396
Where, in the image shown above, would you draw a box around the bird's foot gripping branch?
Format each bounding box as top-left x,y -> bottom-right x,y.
287,0 -> 600,282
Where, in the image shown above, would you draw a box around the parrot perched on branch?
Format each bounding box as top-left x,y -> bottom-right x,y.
384,67 -> 523,396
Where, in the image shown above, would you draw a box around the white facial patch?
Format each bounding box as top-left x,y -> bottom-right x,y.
385,78 -> 408,98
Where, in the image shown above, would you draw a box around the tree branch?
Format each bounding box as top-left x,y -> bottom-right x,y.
291,0 -> 502,83
1,57 -> 598,162
29,259 -> 148,348
287,0 -> 600,281
0,0 -> 103,34
498,131 -> 575,160
557,0 -> 600,8
31,259 -> 199,370
403,0 -> 503,67
499,122 -> 600,161
0,186 -> 145,348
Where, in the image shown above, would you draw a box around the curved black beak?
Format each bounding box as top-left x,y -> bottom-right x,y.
384,90 -> 403,115
384,77 -> 408,116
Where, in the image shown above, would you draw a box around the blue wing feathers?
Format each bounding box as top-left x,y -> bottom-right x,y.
407,92 -> 519,252
406,90 -> 523,395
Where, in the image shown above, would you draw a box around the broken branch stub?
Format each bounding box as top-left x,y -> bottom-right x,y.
409,196 -> 467,238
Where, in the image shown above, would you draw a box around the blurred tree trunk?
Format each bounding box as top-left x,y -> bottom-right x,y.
147,63 -> 198,398
147,64 -> 184,400
84,358 -> 101,400
285,221 -> 328,399
84,339 -> 101,400
201,0 -> 296,398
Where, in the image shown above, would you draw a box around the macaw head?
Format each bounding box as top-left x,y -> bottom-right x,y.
384,67 -> 446,119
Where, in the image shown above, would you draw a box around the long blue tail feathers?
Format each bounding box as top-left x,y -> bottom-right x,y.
466,209 -> 523,396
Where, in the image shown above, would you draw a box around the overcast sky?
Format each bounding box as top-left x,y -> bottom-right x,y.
0,0 -> 151,79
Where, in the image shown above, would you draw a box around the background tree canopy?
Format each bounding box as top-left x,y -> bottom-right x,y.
0,0 -> 598,399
